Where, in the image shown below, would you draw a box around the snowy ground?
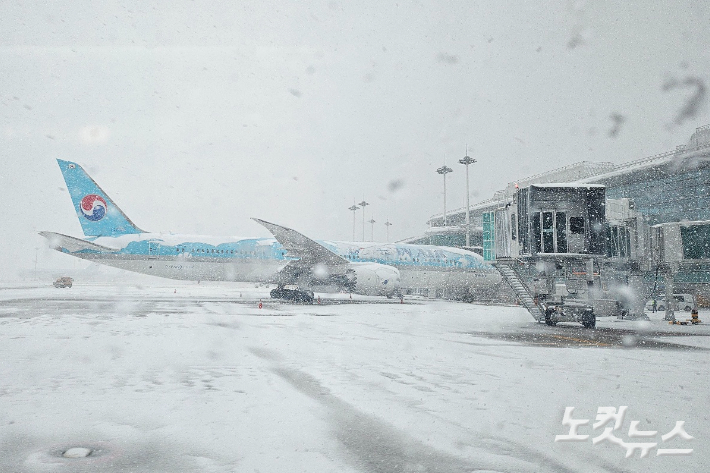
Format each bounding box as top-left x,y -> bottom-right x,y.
1,282 -> 708,472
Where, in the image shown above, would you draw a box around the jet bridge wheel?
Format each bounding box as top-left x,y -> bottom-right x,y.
544,308 -> 557,326
581,311 -> 596,329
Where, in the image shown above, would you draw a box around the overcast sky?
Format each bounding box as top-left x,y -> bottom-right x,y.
2,1 -> 710,275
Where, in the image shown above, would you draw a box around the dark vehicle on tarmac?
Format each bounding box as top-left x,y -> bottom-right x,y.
270,284 -> 314,303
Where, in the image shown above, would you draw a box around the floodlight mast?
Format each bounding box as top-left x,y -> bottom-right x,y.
436,165 -> 453,226
358,199 -> 369,242
348,203 -> 359,241
459,147 -> 477,247
368,218 -> 376,241
384,219 -> 392,242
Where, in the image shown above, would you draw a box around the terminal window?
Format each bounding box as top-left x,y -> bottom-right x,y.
570,217 -> 585,234
681,224 -> 710,259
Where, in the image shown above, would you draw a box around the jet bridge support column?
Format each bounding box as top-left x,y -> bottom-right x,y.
627,271 -> 650,320
585,258 -> 602,301
663,263 -> 678,321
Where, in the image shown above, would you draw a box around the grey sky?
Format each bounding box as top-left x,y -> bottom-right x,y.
2,1 -> 710,275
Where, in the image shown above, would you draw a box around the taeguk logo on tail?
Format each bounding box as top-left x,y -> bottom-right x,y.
80,194 -> 107,221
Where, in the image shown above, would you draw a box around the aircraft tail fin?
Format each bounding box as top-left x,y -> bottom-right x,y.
56,159 -> 144,237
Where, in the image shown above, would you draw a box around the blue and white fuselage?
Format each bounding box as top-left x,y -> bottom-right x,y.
42,232 -> 499,295
41,160 -> 500,297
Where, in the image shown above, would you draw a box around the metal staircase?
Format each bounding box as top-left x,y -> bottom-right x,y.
494,262 -> 544,321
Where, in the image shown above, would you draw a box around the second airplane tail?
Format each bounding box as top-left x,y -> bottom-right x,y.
56,159 -> 144,237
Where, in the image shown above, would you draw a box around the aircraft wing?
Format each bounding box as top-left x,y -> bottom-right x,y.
39,231 -> 118,253
252,218 -> 348,266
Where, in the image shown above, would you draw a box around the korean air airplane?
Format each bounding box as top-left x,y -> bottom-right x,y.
41,159 -> 500,302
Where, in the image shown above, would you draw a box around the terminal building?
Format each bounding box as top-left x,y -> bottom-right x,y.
405,124 -> 710,307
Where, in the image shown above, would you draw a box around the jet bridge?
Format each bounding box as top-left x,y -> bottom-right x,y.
482,181 -> 710,325
648,220 -> 710,320
488,184 -> 614,328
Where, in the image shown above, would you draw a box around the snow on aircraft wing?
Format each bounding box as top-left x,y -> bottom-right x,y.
252,218 -> 348,266
39,231 -> 118,252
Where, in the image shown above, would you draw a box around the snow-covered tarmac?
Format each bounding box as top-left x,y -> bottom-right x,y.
1,282 -> 708,472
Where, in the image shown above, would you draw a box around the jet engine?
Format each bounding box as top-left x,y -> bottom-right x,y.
346,262 -> 401,296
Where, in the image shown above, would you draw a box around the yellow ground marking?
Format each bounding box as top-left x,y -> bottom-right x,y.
546,334 -> 613,347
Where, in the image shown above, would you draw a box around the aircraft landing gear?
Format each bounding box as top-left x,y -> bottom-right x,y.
269,285 -> 314,304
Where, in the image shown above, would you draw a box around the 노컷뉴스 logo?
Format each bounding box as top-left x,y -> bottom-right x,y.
555,406 -> 693,458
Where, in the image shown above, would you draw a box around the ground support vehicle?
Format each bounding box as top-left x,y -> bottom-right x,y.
269,284 -> 314,303
53,277 -> 73,288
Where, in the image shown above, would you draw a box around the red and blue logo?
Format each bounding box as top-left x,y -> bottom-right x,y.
80,194 -> 107,221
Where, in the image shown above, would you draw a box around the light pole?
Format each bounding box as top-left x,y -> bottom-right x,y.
436,165 -> 453,226
348,203 -> 359,241
358,199 -> 369,241
459,148 -> 477,247
384,220 -> 392,242
368,218 -> 376,241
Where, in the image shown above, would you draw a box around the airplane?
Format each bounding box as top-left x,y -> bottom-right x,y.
40,159 -> 501,302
